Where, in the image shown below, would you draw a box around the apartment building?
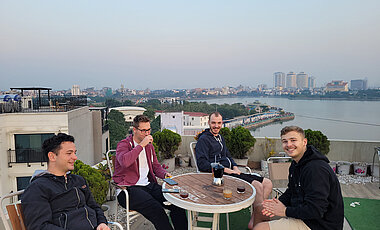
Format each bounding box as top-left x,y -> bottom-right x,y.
157,111 -> 209,136
0,97 -> 109,197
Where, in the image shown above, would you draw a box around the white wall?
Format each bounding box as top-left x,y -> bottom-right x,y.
160,111 -> 184,135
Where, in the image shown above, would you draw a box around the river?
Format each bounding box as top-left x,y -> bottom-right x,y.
192,97 -> 380,141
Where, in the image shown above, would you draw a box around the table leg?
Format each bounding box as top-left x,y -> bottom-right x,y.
212,213 -> 220,230
188,210 -> 193,230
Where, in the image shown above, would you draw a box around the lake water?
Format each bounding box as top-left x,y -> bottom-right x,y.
192,97 -> 380,141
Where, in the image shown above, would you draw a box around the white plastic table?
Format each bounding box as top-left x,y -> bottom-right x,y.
163,173 -> 256,230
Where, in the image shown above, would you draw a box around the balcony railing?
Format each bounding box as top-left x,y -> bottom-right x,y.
7,149 -> 47,167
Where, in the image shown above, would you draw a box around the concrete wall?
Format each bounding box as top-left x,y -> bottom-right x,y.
68,107 -> 95,165
176,136 -> 380,164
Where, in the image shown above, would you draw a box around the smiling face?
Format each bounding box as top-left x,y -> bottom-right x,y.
281,131 -> 307,162
208,114 -> 223,136
48,141 -> 77,175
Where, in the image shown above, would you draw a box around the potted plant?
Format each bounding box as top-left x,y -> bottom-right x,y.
153,129 -> 182,172
220,126 -> 256,166
72,160 -> 110,217
259,137 -> 277,171
304,129 -> 330,155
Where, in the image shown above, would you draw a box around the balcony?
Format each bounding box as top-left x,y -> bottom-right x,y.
7,149 -> 47,167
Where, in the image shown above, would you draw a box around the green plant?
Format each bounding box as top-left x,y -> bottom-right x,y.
153,129 -> 182,159
264,137 -> 276,159
72,160 -> 109,205
220,126 -> 256,159
304,129 -> 330,155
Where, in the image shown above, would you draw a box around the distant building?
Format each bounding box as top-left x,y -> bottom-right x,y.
0,93 -> 109,198
71,85 -> 81,96
111,106 -> 146,123
296,72 -> 309,89
325,80 -> 349,92
157,111 -> 209,136
308,76 -> 316,89
351,79 -> 368,90
273,72 -> 286,88
286,72 -> 297,89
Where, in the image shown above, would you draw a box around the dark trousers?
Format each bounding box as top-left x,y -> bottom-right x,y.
117,183 -> 187,230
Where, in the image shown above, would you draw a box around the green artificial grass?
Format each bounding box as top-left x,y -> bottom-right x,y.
194,207 -> 251,230
343,197 -> 380,230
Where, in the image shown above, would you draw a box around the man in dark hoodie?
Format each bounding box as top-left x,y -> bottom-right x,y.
22,133 -> 110,230
196,112 -> 273,228
252,126 -> 344,230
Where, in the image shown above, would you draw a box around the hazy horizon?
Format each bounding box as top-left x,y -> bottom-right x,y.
1,0 -> 379,91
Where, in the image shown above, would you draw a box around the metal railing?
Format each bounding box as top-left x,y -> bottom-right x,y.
7,149 -> 47,167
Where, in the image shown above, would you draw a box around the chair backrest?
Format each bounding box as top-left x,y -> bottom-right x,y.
267,157 -> 292,181
190,142 -> 199,173
0,190 -> 26,230
105,150 -> 117,178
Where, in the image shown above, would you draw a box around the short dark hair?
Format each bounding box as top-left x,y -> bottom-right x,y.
42,133 -> 75,161
133,115 -> 150,128
280,126 -> 305,138
209,112 -> 222,120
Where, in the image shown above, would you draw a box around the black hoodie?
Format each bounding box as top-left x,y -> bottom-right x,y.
22,171 -> 107,230
195,128 -> 237,172
279,146 -> 344,230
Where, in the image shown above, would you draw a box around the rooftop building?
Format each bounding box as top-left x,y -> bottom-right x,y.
325,80 -> 349,92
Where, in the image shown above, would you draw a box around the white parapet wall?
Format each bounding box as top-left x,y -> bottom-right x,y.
177,135 -> 380,164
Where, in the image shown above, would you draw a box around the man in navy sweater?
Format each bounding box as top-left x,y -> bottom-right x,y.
196,112 -> 273,228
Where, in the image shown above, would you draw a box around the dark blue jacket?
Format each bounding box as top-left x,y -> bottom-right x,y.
279,146 -> 344,230
22,171 -> 107,230
195,128 -> 237,172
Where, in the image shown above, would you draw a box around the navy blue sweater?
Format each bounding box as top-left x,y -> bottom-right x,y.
22,171 -> 107,230
195,129 -> 237,172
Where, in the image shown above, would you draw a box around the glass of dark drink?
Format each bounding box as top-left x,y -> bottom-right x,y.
179,187 -> 189,199
237,185 -> 245,194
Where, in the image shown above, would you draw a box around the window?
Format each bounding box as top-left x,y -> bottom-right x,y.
15,133 -> 54,163
17,176 -> 32,199
17,176 -> 31,191
106,137 -> 109,152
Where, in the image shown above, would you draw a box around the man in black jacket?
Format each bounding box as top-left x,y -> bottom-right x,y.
196,112 -> 273,228
253,126 -> 344,230
22,133 -> 110,230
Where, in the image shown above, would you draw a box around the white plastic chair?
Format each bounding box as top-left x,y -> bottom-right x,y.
105,150 -> 141,230
0,190 -> 123,230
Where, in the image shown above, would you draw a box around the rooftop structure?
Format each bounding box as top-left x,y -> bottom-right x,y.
325,80 -> 349,92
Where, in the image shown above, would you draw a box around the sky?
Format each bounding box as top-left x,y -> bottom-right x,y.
1,0 -> 380,91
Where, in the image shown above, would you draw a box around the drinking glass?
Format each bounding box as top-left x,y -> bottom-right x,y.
223,187 -> 232,200
179,187 -> 189,199
237,184 -> 245,194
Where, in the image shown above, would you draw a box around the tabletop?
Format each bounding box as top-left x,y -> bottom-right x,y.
163,173 -> 256,214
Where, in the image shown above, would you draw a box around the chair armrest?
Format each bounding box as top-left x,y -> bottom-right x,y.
108,221 -> 123,230
236,164 -> 253,174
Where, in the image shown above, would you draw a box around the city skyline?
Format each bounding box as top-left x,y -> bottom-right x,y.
1,0 -> 380,91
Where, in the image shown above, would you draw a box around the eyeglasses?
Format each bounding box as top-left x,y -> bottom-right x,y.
136,128 -> 151,133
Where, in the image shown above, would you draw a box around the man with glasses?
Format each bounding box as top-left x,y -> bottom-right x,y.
114,115 -> 187,230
